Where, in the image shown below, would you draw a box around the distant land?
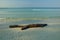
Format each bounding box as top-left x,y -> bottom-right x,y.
0,7 -> 60,9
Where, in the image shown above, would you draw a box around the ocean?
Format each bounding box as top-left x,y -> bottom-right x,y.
0,8 -> 60,40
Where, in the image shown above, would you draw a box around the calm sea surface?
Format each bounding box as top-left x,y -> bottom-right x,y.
0,8 -> 60,40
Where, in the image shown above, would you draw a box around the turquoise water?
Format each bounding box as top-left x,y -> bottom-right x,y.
0,8 -> 60,18
0,8 -> 60,40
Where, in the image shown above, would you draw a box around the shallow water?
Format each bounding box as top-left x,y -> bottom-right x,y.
0,27 -> 60,40
0,8 -> 60,40
0,18 -> 60,40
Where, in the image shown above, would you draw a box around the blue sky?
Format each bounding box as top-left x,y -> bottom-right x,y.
0,0 -> 60,8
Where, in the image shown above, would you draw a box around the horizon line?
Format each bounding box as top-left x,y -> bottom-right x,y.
0,7 -> 60,9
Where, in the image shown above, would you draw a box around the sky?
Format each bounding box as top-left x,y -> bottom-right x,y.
0,0 -> 60,8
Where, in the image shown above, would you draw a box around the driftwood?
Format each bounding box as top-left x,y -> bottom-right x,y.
21,24 -> 47,30
9,25 -> 24,28
9,24 -> 47,30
